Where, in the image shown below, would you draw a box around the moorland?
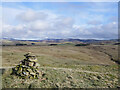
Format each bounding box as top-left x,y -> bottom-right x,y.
1,39 -> 119,88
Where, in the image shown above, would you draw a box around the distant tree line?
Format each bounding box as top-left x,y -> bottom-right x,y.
16,44 -> 27,46
49,44 -> 58,46
75,43 -> 90,46
16,43 -> 36,46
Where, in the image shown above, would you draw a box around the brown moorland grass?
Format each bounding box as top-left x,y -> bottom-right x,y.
2,45 -> 117,67
1,45 -> 119,88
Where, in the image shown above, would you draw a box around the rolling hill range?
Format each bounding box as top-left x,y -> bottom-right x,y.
1,38 -> 119,46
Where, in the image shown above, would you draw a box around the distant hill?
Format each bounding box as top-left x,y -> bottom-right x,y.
1,38 -> 118,46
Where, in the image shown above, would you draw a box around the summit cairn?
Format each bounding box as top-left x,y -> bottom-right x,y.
11,52 -> 43,79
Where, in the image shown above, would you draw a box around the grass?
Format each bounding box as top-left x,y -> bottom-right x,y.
2,45 -> 119,88
2,45 -> 117,67
2,65 -> 119,88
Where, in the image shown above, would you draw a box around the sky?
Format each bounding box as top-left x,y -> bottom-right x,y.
1,2 -> 118,40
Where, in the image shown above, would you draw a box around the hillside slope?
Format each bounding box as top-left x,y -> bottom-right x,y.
2,45 -> 117,67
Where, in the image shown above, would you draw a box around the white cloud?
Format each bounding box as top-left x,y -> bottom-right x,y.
0,22 -> 2,36
16,9 -> 48,22
2,3 -> 118,40
0,6 -> 2,37
3,6 -> 24,25
2,9 -> 75,39
3,20 -> 118,40
87,20 -> 102,25
29,21 -> 51,31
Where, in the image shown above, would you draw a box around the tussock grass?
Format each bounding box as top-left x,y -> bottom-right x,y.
2,45 -> 119,88
2,45 -> 116,67
2,65 -> 119,88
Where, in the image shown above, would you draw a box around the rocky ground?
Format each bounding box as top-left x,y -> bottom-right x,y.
2,65 -> 119,88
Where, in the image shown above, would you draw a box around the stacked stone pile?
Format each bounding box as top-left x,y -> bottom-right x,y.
11,52 -> 43,79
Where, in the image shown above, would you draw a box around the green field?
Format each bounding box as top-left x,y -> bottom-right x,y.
2,45 -> 119,88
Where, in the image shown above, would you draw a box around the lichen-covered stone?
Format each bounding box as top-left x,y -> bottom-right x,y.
11,53 -> 43,79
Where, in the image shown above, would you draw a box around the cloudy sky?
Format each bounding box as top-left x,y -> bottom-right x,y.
1,2 -> 118,40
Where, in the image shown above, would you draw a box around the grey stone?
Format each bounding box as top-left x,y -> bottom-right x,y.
11,53 -> 43,79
